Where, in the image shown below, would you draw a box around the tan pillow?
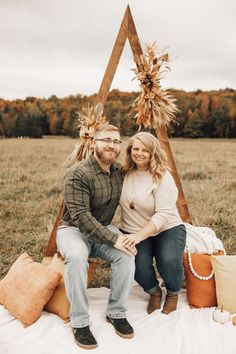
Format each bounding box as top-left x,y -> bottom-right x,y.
211,255 -> 236,314
44,254 -> 70,322
0,253 -> 62,326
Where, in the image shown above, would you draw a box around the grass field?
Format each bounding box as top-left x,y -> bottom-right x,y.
0,137 -> 236,286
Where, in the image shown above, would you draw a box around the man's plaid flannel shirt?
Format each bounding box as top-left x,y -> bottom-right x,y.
62,154 -> 123,246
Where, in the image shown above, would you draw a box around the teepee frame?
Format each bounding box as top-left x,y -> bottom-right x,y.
44,6 -> 192,279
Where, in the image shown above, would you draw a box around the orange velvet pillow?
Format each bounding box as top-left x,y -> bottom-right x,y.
44,253 -> 70,322
183,251 -> 224,308
0,253 -> 62,326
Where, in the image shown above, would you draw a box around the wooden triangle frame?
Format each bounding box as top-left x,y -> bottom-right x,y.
44,5 -> 191,261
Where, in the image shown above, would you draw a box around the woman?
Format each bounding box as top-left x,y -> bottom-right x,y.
120,132 -> 186,315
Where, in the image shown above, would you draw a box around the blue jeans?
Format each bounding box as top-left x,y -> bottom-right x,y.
135,224 -> 186,294
56,224 -> 135,328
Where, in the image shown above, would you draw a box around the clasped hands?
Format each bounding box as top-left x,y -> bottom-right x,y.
114,234 -> 141,256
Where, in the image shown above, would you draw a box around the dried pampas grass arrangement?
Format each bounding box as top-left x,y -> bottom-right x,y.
131,42 -> 179,130
64,103 -> 107,168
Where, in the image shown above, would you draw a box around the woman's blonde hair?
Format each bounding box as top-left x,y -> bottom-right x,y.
121,132 -> 169,181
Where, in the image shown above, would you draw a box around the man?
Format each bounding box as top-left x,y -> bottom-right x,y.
56,124 -> 136,349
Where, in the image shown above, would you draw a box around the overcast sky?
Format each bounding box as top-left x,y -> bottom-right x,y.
0,0 -> 235,100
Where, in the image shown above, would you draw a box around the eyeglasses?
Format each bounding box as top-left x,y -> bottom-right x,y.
95,138 -> 122,145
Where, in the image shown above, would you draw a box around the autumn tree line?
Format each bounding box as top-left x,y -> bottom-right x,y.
0,88 -> 235,138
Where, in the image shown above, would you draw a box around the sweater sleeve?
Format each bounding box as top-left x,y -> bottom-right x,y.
151,171 -> 179,230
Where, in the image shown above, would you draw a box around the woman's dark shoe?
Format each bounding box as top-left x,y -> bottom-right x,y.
106,316 -> 134,339
162,294 -> 178,314
73,326 -> 98,349
147,288 -> 162,314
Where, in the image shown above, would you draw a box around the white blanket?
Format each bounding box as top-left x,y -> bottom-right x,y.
0,285 -> 235,354
184,223 -> 225,254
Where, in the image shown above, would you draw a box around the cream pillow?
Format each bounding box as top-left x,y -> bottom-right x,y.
211,255 -> 236,314
0,253 -> 62,326
44,253 -> 70,322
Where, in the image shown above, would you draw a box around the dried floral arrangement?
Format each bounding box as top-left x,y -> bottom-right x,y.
77,103 -> 107,141
64,103 -> 107,167
131,42 -> 179,129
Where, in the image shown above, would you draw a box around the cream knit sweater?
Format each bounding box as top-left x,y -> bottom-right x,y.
120,169 -> 182,235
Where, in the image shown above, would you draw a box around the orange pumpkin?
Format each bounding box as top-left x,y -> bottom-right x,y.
232,315 -> 236,326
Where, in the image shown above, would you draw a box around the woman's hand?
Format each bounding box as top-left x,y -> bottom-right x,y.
114,235 -> 137,256
122,233 -> 141,248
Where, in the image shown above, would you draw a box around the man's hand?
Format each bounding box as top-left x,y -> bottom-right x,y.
114,235 -> 137,256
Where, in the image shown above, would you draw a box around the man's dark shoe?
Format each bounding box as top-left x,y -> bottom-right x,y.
106,316 -> 134,339
73,326 -> 98,349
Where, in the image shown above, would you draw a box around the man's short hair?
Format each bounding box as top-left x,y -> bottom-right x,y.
95,124 -> 120,136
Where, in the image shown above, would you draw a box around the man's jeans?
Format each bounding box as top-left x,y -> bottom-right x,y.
56,225 -> 135,328
135,224 -> 186,294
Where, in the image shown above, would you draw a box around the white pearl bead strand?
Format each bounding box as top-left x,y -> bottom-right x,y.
187,249 -> 214,281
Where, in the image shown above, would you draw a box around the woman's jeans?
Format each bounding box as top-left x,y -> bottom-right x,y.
135,224 -> 186,294
56,224 -> 135,328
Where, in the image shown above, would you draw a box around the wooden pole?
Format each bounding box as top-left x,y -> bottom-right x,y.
96,7 -> 129,104
155,127 -> 192,223
126,6 -> 192,223
44,198 -> 64,257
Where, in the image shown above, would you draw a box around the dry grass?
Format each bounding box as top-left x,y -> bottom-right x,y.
0,137 -> 235,286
